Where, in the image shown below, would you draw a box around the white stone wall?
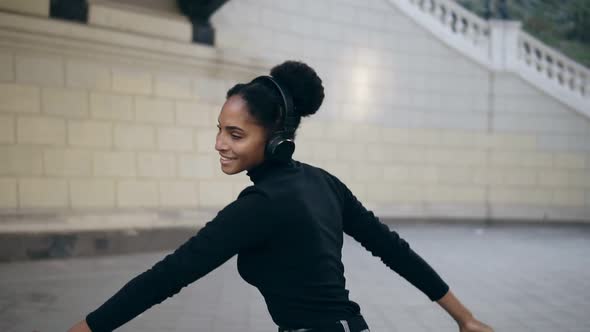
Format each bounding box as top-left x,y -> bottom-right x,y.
212,0 -> 590,221
0,0 -> 589,232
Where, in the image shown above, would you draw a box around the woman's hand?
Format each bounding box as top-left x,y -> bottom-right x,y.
67,319 -> 92,332
459,317 -> 494,332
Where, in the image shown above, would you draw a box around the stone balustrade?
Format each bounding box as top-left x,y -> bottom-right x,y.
518,31 -> 589,100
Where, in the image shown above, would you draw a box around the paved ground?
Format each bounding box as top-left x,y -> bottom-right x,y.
1,222 -> 589,332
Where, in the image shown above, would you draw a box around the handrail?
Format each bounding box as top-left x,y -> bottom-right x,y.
518,31 -> 589,98
389,0 -> 589,116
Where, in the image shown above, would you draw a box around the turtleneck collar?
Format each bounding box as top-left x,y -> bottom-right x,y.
246,157 -> 296,184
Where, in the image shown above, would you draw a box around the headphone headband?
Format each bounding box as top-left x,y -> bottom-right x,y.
250,75 -> 297,162
251,75 -> 295,135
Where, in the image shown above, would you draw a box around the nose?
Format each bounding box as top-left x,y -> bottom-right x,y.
215,131 -> 228,152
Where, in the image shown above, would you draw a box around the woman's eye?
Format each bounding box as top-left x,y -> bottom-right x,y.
231,135 -> 241,139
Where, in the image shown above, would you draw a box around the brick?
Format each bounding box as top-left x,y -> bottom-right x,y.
159,181 -> 198,207
336,142 -> 366,162
155,74 -> 192,99
489,188 -> 552,205
312,142 -> 339,161
192,77 -> 228,103
0,52 -> 14,81
406,166 -> 439,183
425,148 -> 486,166
409,129 -> 442,145
137,153 -> 176,178
89,3 -> 192,42
70,179 -> 115,208
15,54 -> 63,86
0,146 -> 43,175
366,182 -> 393,202
353,164 -> 383,181
487,133 -> 536,150
0,115 -> 14,143
113,123 -> 155,150
553,153 -> 586,170
178,154 -> 215,179
66,60 -> 111,90
437,167 -> 474,185
195,129 -> 217,154
0,178 -> 17,208
298,120 -> 325,139
438,131 -> 487,148
391,185 -> 423,202
0,0 -> 50,16
117,180 -> 158,207
157,127 -> 193,151
90,93 -> 133,121
568,171 -> 590,188
552,190 -> 585,207
17,116 -> 65,145
425,185 -> 486,203
134,97 -> 174,124
383,165 -> 409,182
175,101 -> 214,127
43,148 -> 92,176
381,127 -> 410,144
68,120 -> 112,147
367,143 -> 394,162
390,147 -> 425,163
353,124 -> 380,143
199,180 -> 234,207
112,68 -> 152,95
0,83 -> 40,113
19,178 -> 68,208
490,151 -> 553,167
42,88 -> 88,118
536,170 -> 569,187
325,122 -> 355,141
93,151 -> 135,177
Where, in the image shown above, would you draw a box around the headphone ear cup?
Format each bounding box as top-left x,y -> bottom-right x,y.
266,134 -> 295,162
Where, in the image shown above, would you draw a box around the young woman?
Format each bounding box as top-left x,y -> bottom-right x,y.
68,61 -> 494,332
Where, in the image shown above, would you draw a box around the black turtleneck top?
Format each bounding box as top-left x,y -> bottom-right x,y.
85,158 -> 449,331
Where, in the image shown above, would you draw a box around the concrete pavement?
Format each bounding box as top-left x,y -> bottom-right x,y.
1,222 -> 589,332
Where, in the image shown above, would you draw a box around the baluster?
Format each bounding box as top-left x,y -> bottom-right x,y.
545,54 -> 554,79
534,48 -> 543,73
523,41 -> 532,65
567,67 -> 576,91
434,2 -> 444,23
556,61 -> 565,85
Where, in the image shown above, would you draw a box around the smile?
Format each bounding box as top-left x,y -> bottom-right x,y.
220,156 -> 236,164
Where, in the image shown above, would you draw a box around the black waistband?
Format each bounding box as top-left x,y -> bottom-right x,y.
278,314 -> 369,332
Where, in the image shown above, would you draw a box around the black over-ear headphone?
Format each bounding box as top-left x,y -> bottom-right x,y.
251,75 -> 297,163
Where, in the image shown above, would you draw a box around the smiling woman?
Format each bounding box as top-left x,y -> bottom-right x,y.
214,60 -> 324,175
67,60 -> 493,332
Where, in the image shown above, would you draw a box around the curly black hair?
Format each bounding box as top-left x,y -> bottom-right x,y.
226,60 -> 324,139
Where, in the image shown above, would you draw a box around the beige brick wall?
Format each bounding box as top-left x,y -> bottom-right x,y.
0,3 -> 588,227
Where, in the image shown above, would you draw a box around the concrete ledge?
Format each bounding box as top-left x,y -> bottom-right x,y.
0,226 -> 199,262
3,217 -> 590,263
88,1 -> 192,42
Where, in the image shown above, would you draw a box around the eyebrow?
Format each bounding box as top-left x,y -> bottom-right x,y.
218,124 -> 245,133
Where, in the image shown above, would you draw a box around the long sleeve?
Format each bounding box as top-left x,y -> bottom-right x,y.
334,176 -> 449,302
86,188 -> 276,332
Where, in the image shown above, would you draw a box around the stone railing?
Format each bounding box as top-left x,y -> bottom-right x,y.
410,0 -> 490,47
390,0 -> 590,117
518,31 -> 589,100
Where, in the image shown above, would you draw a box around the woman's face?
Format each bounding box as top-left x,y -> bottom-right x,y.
215,95 -> 267,175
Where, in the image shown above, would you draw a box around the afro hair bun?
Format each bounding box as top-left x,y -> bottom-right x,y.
270,60 -> 324,117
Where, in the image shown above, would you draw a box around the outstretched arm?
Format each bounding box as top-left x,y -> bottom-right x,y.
327,172 -> 494,331
67,188 -> 276,332
437,290 -> 494,332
